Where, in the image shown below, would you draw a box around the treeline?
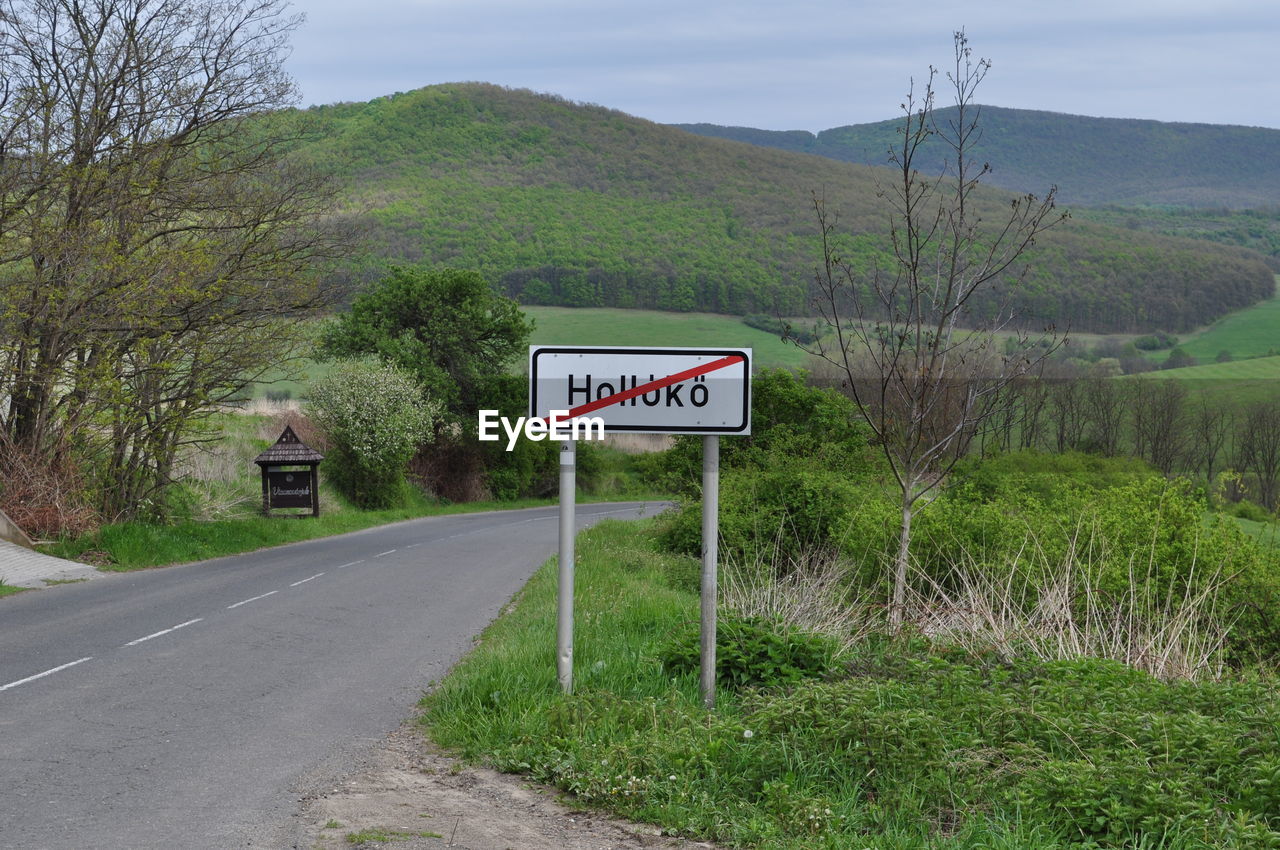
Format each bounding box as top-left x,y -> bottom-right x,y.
1079,206 -> 1280,272
975,371 -> 1280,512
284,84 -> 1275,333
676,106 -> 1280,209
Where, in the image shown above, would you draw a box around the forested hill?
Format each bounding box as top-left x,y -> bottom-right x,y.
285,84 -> 1274,333
675,107 -> 1280,209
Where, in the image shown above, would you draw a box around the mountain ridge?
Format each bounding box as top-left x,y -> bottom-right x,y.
674,106 -> 1280,209
284,83 -> 1276,333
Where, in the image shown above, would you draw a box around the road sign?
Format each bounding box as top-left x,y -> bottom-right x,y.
529,346 -> 751,435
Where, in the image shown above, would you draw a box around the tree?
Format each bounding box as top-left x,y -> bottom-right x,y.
308,360 -> 438,509
806,32 -> 1065,627
319,266 -> 531,430
1189,394 -> 1232,484
0,0 -> 345,519
1236,401 -> 1280,511
319,266 -> 536,500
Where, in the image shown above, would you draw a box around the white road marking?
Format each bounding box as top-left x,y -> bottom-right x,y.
0,656 -> 94,692
405,543 -> 421,549
289,573 -> 324,587
374,549 -> 396,558
124,618 -> 203,647
336,560 -> 364,569
227,590 -> 278,609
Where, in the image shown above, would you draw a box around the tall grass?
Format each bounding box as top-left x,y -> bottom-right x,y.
902,528 -> 1232,681
424,519 -> 1280,849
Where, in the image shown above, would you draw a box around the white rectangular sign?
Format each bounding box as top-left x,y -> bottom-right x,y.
529,346 -> 751,435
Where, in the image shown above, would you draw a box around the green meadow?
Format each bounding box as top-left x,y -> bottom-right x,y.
521,306 -> 816,370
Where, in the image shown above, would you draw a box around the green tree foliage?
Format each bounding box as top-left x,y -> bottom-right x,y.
1162,347 -> 1198,369
0,0 -> 344,522
680,107 -> 1280,210
282,83 -> 1274,333
307,360 -> 437,508
318,267 -> 532,430
652,370 -> 881,564
930,457 -> 1280,663
318,267 -> 551,501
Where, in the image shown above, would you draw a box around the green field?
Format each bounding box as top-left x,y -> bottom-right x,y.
1143,352 -> 1280,405
522,306 -> 818,370
1150,354 -> 1280,382
1149,275 -> 1280,363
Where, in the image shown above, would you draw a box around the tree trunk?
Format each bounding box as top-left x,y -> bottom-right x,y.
891,495 -> 913,630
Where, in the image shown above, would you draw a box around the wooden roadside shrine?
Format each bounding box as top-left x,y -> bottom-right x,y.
253,426 -> 324,518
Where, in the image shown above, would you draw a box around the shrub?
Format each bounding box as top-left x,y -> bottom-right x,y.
1232,498 -> 1272,522
307,360 -> 437,508
923,468 -> 1280,666
1133,330 -> 1178,351
1162,346 -> 1197,369
741,313 -> 821,344
658,613 -> 839,690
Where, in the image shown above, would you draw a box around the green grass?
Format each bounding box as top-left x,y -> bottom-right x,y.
1139,353 -> 1280,405
1231,515 -> 1280,548
524,306 -> 818,371
38,489 -> 564,570
423,519 -> 1280,849
1148,355 -> 1280,382
0,580 -> 28,598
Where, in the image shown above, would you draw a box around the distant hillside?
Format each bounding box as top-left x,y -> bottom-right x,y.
675,107 -> 1280,209
282,85 -> 1275,333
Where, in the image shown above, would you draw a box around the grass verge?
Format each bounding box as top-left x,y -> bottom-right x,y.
0,579 -> 29,598
38,490 -> 658,570
423,519 -> 1280,849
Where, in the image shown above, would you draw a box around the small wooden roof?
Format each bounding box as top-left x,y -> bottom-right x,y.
253,426 -> 324,466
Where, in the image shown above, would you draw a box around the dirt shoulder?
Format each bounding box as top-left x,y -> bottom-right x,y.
292,721 -> 717,850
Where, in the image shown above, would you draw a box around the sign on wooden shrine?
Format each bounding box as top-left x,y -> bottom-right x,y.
252,426 -> 324,517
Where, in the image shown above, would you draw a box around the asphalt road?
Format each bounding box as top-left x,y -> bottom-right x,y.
0,502 -> 661,849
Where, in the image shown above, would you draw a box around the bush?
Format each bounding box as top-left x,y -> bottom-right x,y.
658,613 -> 839,690
1133,330 -> 1178,351
1162,346 -> 1198,369
740,313 -> 820,345
1232,498 -> 1272,522
926,464 -> 1280,665
308,360 -> 437,508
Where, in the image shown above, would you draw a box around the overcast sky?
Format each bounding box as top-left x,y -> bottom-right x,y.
286,0 -> 1280,132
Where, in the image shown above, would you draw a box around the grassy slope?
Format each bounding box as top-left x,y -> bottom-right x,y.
279,84 -> 1275,334
1153,276 -> 1280,363
524,307 -> 814,370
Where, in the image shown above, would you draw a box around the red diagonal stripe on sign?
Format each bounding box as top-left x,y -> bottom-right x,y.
560,354 -> 745,420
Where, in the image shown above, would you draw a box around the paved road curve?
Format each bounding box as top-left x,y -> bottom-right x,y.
0,502 -> 661,849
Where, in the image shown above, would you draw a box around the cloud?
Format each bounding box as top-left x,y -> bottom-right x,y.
286,0 -> 1280,129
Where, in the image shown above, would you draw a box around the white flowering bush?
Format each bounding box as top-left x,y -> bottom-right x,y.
307,360 -> 438,508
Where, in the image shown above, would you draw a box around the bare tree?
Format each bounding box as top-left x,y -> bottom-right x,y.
1082,373 -> 1126,456
1189,394 -> 1232,484
0,0 -> 347,518
807,31 -> 1066,627
1236,401 -> 1280,511
1138,380 -> 1189,476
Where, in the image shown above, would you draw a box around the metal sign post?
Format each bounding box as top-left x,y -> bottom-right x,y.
700,435 -> 719,709
530,346 -> 751,703
557,439 -> 576,694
